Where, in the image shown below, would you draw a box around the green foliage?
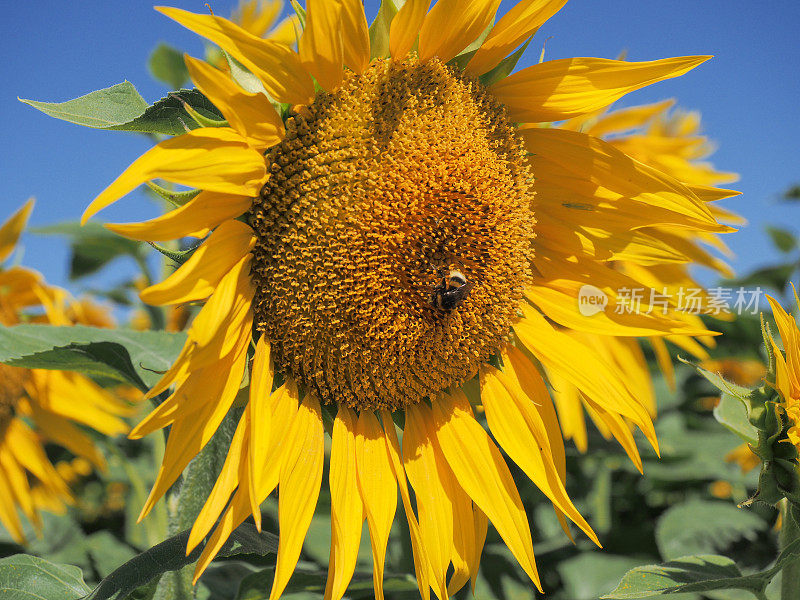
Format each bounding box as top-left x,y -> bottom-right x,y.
21,83 -> 221,136
85,524 -> 278,600
31,221 -> 146,280
0,323 -> 186,391
655,500 -> 766,560
235,568 -> 419,600
766,226 -> 798,254
148,43 -> 190,90
0,554 -> 92,600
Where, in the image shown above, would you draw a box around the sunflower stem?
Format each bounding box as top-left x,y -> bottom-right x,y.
781,500 -> 800,600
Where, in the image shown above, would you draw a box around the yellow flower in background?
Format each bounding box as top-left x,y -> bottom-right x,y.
83,1 -> 735,597
766,290 -> 800,453
0,201 -> 133,543
231,0 -> 298,45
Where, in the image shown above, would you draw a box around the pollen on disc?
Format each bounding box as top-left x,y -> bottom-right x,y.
249,55 -> 535,411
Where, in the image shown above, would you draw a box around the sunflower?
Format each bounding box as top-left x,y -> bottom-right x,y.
766,290 -> 800,454
83,1 -> 734,597
0,201 -> 133,543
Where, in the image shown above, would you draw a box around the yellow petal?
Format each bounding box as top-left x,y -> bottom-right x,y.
184,55 -> 285,149
521,127 -> 724,230
355,411 -> 398,600
140,220 -> 254,305
481,365 -> 599,545
0,199 -> 34,263
403,404 -> 453,600
767,295 -> 800,395
248,335 -> 274,530
419,0 -> 500,63
389,0 -> 429,59
491,56 -> 710,123
187,410 -> 249,552
584,99 -> 675,138
138,334 -> 250,519
324,405 -> 365,600
300,0 -> 344,92
514,304 -> 658,453
379,411 -> 431,600
465,0 -> 567,75
432,391 -> 541,591
83,127 -> 265,224
156,7 -> 314,104
270,395 -> 325,600
339,0 -> 370,74
0,466 -> 25,543
106,191 -> 252,242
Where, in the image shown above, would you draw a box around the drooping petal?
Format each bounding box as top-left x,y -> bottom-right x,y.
0,199 -> 34,263
140,220 -> 254,306
419,0 -> 500,63
403,403 -> 452,600
270,395 -> 325,600
339,0 -> 370,74
380,411 -> 431,600
299,0 -> 344,92
83,127 -> 265,224
465,0 -> 567,75
481,365 -> 599,544
156,7 -> 314,105
106,191 -> 252,242
324,405 -> 364,600
389,0 -> 429,59
187,410 -> 249,552
247,335 -> 274,530
514,304 -> 658,453
490,56 -> 710,123
432,391 -> 541,591
768,295 -> 800,395
355,411 -> 398,600
184,55 -> 285,149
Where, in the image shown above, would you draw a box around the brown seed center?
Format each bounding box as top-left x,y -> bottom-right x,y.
249,56 -> 534,411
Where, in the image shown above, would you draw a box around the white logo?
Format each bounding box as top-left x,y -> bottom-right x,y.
578,284 -> 608,316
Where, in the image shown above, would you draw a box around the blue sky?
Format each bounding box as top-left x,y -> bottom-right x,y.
3,0 -> 799,299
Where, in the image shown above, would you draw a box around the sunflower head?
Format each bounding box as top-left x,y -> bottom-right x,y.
766,290 -> 800,451
77,1 -> 738,598
251,55 -> 534,411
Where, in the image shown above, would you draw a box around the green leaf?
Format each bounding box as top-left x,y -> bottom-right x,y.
0,324 -> 187,392
148,43 -> 190,90
20,82 -> 149,129
85,524 -> 278,600
235,568 -> 419,600
655,500 -> 766,561
766,226 -> 798,253
681,358 -> 754,400
31,221 -> 144,280
223,51 -> 268,96
603,541 -> 800,599
783,184 -> 800,202
21,83 -> 222,136
714,393 -> 760,445
731,263 -> 797,294
0,554 -> 91,600
558,553 -> 661,600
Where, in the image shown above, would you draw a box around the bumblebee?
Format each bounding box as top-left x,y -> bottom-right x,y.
431,268 -> 473,311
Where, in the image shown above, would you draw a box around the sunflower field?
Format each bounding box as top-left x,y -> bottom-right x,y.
2,1 -> 800,599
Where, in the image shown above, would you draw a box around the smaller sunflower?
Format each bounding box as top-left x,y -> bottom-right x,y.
766,289 -> 800,453
0,201 -> 133,543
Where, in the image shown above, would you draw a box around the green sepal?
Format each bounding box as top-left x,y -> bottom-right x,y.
290,0 -> 306,29
145,182 -> 202,208
369,0 -> 400,59
479,37 -> 534,87
169,92 -> 228,128
147,240 -> 203,265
